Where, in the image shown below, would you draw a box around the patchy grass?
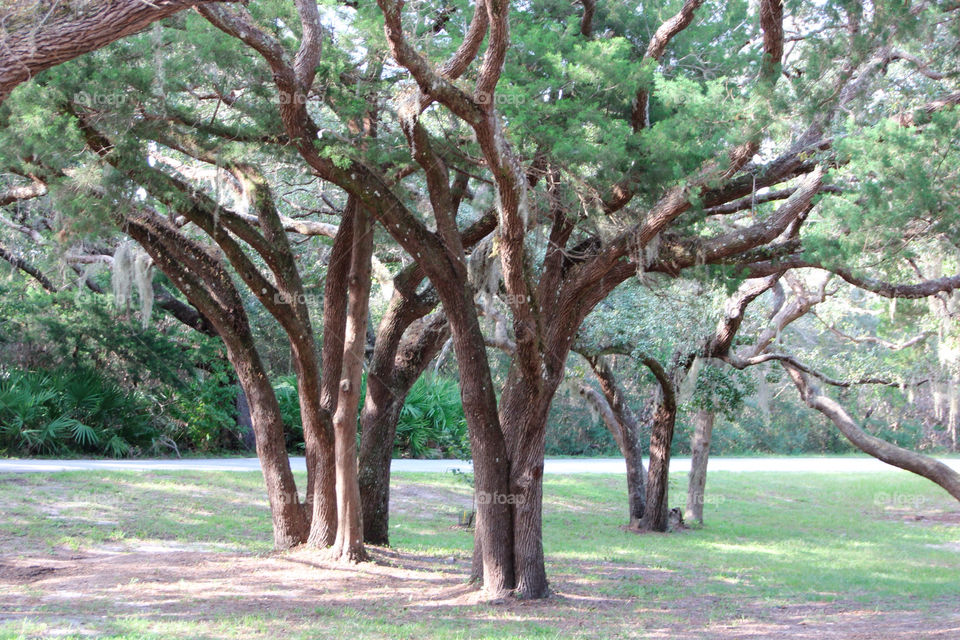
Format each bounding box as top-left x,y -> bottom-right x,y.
1,469 -> 958,638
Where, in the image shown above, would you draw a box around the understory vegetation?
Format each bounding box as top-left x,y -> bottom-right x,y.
1,277 -> 949,459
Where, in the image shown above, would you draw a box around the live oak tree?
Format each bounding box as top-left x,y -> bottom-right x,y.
0,0 -> 240,103
5,0 -> 960,601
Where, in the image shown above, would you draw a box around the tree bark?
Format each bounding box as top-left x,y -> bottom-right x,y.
685,409 -> 715,525
786,364 -> 960,501
638,401 -> 678,532
228,339 -> 310,548
0,0 -> 237,103
122,209 -> 308,548
329,204 -> 374,562
499,371 -> 554,599
359,312 -> 448,544
309,201 -> 356,546
437,278 -> 514,598
578,353 -> 646,526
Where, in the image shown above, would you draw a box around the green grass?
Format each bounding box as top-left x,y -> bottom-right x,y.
1,470 -> 958,638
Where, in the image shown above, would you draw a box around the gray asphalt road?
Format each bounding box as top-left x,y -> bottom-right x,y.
1,456 -> 958,474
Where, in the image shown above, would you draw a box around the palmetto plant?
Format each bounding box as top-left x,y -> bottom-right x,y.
395,375 -> 469,459
272,373 -> 469,458
0,367 -> 150,456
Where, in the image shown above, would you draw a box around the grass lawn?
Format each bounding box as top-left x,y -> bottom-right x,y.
1,469 -> 958,638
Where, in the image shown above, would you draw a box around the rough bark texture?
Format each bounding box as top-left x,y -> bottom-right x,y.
0,0 -> 237,103
330,204 -> 374,563
309,200 -> 356,547
233,165 -> 337,547
685,409 -> 715,525
499,372 -> 555,599
638,401 -> 678,532
121,209 -> 308,548
359,311 -> 448,544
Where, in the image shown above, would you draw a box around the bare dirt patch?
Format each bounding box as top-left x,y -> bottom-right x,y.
1,546 -> 957,639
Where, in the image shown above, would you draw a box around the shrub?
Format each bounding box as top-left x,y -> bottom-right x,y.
0,366 -> 157,456
395,375 -> 469,459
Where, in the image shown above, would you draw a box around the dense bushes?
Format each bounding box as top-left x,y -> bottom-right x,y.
394,375 -> 469,459
275,373 -> 470,459
0,367 -> 156,456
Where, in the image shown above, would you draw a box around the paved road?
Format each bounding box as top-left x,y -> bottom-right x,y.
1,456 -> 958,474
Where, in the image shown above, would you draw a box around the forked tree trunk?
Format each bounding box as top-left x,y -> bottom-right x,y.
308,203 -> 355,547
122,211 -> 308,549
329,205 -> 374,562
685,409 -> 715,525
582,354 -> 647,527
359,313 -> 448,544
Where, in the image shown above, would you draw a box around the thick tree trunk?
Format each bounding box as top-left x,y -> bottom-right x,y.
637,401 -> 678,532
329,205 -> 374,562
685,409 -> 715,525
499,370 -> 562,599
434,279 -> 514,598
227,342 -> 310,549
786,365 -> 960,501
358,389 -> 404,545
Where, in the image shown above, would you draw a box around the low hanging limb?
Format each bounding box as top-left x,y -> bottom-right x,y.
784,362 -> 960,501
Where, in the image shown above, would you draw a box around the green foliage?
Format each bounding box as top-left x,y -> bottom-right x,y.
270,373 -> 469,458
168,359 -> 239,452
0,366 -> 155,456
395,375 -> 470,459
273,374 -> 305,449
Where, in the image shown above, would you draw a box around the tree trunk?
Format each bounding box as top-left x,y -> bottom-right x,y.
685,409 -> 715,525
228,341 -> 311,549
624,432 -> 647,527
498,370 -> 557,599
435,279 -> 515,598
308,203 -> 355,547
359,312 -> 449,545
358,389 -> 404,545
582,354 -> 647,527
292,347 -> 336,545
121,210 -> 308,549
329,205 -> 374,562
637,401 -> 678,532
